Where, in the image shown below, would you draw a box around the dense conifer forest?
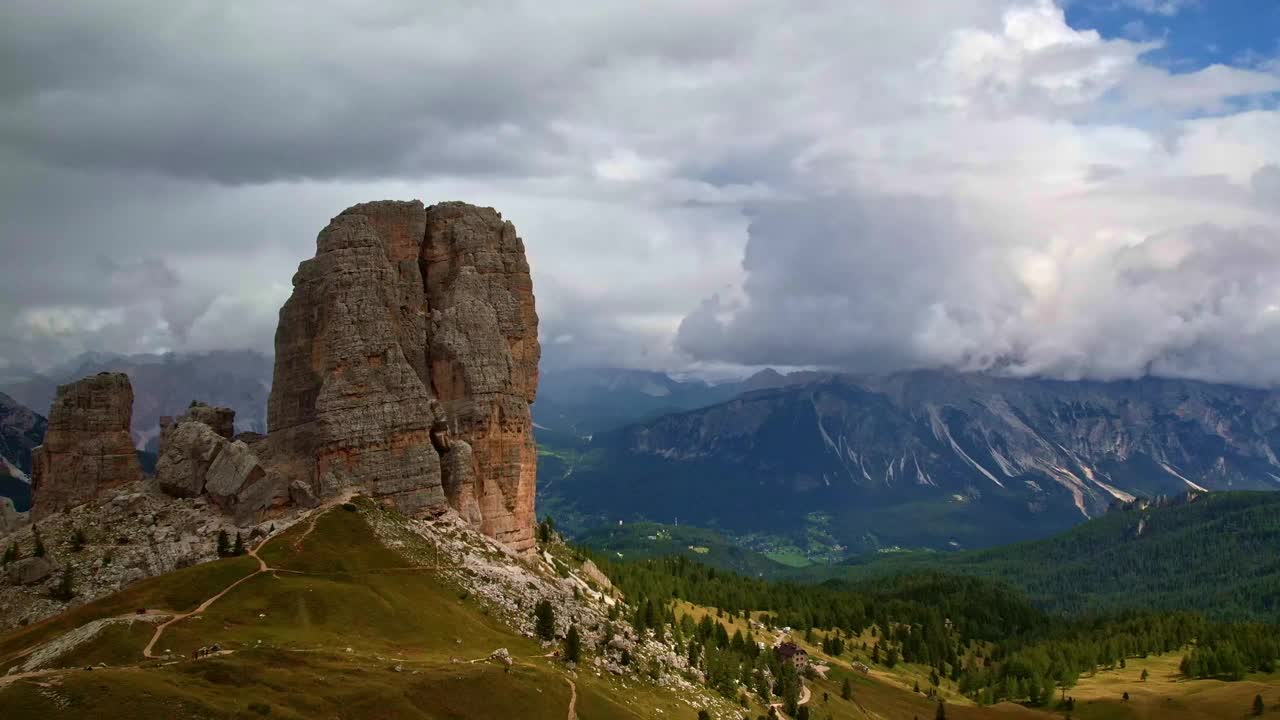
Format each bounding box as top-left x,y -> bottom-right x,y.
838,491 -> 1280,622
594,546 -> 1280,707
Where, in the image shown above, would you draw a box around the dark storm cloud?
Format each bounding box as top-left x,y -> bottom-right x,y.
0,2 -> 575,184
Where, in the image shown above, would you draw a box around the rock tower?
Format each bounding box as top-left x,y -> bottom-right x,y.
266,201 -> 540,552
30,373 -> 142,519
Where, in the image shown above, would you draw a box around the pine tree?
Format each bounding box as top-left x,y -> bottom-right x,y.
564,624 -> 581,663
534,599 -> 556,641
33,526 -> 46,558
537,516 -> 555,544
935,701 -> 947,720
233,532 -> 245,556
217,530 -> 230,557
1254,694 -> 1265,717
1141,668 -> 1149,682
70,527 -> 87,552
841,677 -> 853,700
52,566 -> 75,601
2,541 -> 17,565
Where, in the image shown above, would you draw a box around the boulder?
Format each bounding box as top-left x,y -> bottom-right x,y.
204,441 -> 265,506
288,479 -> 320,509
4,556 -> 53,586
183,403 -> 236,440
156,421 -> 225,498
31,373 -> 142,519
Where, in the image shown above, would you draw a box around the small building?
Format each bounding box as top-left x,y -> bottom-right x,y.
852,661 -> 871,675
775,641 -> 808,671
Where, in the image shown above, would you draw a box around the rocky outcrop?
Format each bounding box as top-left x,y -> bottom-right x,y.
155,406 -> 276,524
163,402 -> 235,440
0,497 -> 26,536
265,200 -> 540,552
156,420 -> 224,497
0,480 -> 241,630
30,373 -> 142,519
4,556 -> 53,586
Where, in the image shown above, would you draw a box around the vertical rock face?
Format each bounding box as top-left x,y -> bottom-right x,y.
423,202 -> 540,552
266,200 -> 540,552
31,373 -> 142,519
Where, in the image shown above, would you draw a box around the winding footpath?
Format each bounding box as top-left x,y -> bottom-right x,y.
141,541 -> 268,659
565,676 -> 578,719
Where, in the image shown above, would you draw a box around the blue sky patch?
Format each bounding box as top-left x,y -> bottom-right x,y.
1065,0 -> 1280,72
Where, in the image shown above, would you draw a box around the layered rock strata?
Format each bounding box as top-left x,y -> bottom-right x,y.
266,200 -> 539,552
30,373 -> 142,520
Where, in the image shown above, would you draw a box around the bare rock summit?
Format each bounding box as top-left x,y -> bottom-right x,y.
30,373 -> 142,519
266,200 -> 540,552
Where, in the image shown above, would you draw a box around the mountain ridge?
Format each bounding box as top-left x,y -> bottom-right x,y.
540,368 -> 1280,553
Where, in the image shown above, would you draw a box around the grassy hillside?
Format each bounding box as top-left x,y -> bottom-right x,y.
836,491 -> 1280,622
6,497 -> 1280,718
0,504 -> 726,719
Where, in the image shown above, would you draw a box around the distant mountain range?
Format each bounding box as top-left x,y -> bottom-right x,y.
1,350 -> 272,451
0,392 -> 45,510
538,368 -> 1280,555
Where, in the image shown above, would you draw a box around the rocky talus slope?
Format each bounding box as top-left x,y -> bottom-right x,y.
0,481 -> 240,630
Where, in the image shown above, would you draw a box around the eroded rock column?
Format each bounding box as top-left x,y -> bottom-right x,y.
31,373 -> 142,519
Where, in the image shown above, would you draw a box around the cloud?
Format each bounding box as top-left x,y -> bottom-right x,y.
1116,0 -> 1198,17
0,0 -> 1278,385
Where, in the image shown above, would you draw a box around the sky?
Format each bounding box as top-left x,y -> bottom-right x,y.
2,0 -> 1279,385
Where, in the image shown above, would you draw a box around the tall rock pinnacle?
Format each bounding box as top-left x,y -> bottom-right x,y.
266,200 -> 540,552
31,373 -> 142,519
